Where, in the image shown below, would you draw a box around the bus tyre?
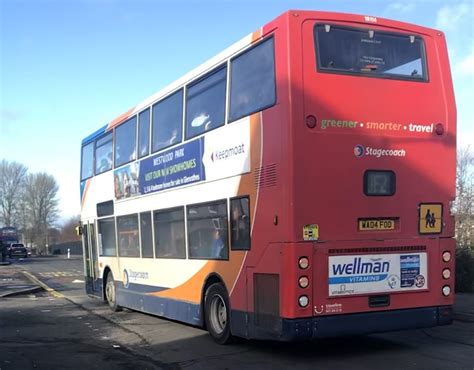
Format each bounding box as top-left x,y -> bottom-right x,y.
105,272 -> 122,312
204,283 -> 232,344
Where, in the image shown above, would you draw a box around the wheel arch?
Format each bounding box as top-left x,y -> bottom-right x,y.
200,272 -> 228,328
102,265 -> 112,301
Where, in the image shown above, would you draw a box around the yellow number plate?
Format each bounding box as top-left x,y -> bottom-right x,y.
359,219 -> 395,231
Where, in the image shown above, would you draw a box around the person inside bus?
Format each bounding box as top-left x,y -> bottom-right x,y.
211,229 -> 226,259
231,206 -> 250,249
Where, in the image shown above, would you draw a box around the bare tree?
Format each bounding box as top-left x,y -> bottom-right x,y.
0,160 -> 27,226
57,215 -> 81,243
454,146 -> 474,247
24,173 -> 59,252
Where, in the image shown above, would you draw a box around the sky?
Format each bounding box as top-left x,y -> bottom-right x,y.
1,0 -> 473,223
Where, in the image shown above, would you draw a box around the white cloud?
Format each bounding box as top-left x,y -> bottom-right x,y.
457,131 -> 474,149
436,2 -> 472,31
455,50 -> 474,75
385,2 -> 416,14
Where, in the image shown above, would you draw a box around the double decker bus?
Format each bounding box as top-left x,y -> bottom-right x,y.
0,227 -> 19,245
80,10 -> 456,343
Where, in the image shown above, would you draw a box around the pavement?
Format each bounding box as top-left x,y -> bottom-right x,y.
0,260 -> 42,298
453,293 -> 474,322
1,258 -> 473,321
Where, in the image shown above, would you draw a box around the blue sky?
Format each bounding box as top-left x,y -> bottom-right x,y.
1,0 -> 473,222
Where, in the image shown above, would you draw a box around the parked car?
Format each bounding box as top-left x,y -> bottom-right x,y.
8,243 -> 28,258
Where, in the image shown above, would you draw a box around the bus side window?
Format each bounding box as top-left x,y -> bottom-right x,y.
185,65 -> 227,140
97,217 -> 116,256
81,141 -> 94,180
138,108 -> 150,159
187,200 -> 228,260
230,196 -> 251,251
115,116 -> 137,167
229,37 -> 276,122
95,133 -> 113,175
140,212 -> 154,258
117,214 -> 140,257
152,89 -> 183,153
154,207 -> 186,259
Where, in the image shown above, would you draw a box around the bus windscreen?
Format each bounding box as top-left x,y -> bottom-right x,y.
315,24 -> 427,81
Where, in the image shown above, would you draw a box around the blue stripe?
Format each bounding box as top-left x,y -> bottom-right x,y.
329,274 -> 388,284
81,124 -> 108,145
400,263 -> 420,268
117,284 -> 202,326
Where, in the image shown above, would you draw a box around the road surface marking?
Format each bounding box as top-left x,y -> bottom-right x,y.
39,271 -> 80,278
22,271 -> 64,299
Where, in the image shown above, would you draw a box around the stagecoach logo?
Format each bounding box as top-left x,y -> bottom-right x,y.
354,145 -> 406,158
123,269 -> 130,289
354,144 -> 365,157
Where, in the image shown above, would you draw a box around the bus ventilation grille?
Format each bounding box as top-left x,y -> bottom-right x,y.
328,246 -> 426,254
254,163 -> 277,188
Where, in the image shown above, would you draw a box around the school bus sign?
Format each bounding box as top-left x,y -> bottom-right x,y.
419,204 -> 443,234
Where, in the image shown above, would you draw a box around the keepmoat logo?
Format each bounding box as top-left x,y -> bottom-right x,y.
211,143 -> 245,162
354,145 -> 406,158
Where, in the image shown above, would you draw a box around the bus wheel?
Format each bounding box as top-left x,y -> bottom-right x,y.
204,283 -> 232,344
105,272 -> 122,312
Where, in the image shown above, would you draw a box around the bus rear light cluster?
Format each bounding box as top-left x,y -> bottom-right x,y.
298,295 -> 309,307
442,251 -> 451,262
298,257 -> 309,269
298,276 -> 309,288
442,268 -> 451,280
442,285 -> 451,296
435,123 -> 444,136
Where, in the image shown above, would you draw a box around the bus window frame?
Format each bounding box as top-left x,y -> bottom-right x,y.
114,115 -> 138,169
94,132 -> 113,175
80,140 -> 95,181
97,216 -> 117,257
185,63 -> 228,141
138,108 -> 151,160
116,213 -> 140,258
151,88 -> 184,154
314,23 -> 429,83
186,198 -> 229,261
229,195 -> 251,251
139,211 -> 154,258
153,205 -> 187,260
228,35 -> 277,123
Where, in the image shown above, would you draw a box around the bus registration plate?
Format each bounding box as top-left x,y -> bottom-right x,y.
359,219 -> 394,231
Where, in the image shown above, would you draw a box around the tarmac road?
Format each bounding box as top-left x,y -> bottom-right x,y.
0,256 -> 473,370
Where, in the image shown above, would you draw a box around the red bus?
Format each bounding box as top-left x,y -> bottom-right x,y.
80,10 -> 456,343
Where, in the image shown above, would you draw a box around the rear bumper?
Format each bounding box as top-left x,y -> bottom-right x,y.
279,306 -> 452,341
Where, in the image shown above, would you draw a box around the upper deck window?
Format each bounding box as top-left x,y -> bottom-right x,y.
115,116 -> 137,167
315,24 -> 427,81
152,89 -> 183,153
229,37 -> 276,122
95,132 -> 113,175
185,66 -> 227,140
138,108 -> 150,159
81,141 -> 94,180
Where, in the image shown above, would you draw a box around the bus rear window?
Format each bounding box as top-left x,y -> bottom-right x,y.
315,24 -> 427,81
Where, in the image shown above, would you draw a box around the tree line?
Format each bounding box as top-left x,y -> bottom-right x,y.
0,160 -> 78,253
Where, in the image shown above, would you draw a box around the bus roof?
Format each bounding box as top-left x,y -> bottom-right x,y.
81,9 -> 444,144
